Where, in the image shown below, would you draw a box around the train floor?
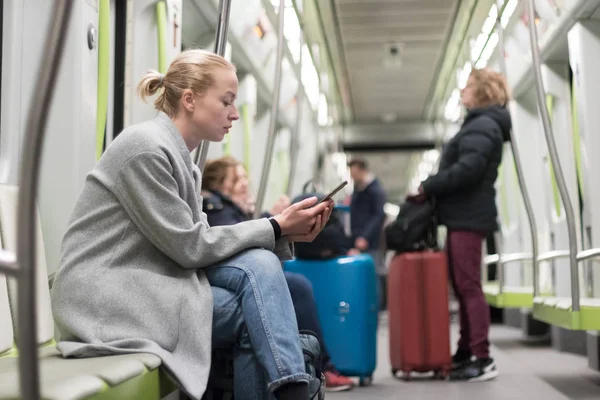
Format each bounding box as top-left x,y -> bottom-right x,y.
329,312 -> 600,400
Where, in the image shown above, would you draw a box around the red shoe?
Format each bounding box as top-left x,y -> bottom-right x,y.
324,370 -> 353,392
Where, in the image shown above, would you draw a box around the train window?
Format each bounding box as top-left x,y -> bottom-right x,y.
545,94 -> 561,218
444,89 -> 461,122
283,7 -> 301,64
270,0 -> 293,8
317,93 -> 327,126
301,45 -> 319,109
569,69 -> 584,200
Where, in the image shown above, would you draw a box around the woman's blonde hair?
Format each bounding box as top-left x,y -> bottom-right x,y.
468,68 -> 511,108
137,49 -> 236,116
201,156 -> 241,192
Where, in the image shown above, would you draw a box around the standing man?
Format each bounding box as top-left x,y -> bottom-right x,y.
348,159 -> 386,258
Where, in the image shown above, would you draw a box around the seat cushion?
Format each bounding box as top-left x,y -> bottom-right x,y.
0,346 -> 162,400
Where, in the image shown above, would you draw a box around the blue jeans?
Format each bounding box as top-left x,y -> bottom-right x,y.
206,249 -> 311,398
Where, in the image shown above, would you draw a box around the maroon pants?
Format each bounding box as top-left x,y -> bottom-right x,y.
446,230 -> 490,359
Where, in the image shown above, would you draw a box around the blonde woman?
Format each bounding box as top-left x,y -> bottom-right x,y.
51,49 -> 333,400
418,68 -> 511,382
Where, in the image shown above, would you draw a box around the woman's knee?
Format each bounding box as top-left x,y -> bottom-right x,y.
238,248 -> 286,284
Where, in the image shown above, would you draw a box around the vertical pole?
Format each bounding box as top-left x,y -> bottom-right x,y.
17,1 -> 75,399
193,0 -> 232,171
526,0 -> 579,310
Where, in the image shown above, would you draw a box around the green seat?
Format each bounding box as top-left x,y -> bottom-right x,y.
483,283 -> 534,308
0,346 -> 180,400
482,252 -> 534,308
533,296 -> 600,330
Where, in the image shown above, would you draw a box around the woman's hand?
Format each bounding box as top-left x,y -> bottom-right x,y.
274,197 -> 334,242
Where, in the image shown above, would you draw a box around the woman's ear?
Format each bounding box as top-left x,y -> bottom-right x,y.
181,90 -> 195,113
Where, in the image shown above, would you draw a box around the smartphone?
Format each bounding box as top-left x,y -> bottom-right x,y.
318,180 -> 348,204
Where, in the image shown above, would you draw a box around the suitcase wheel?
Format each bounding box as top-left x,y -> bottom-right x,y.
358,376 -> 373,387
391,368 -> 398,377
434,370 -> 445,380
434,368 -> 450,380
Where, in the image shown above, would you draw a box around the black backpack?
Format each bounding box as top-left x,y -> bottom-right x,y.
384,198 -> 438,253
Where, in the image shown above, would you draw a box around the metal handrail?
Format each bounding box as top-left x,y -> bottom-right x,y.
193,0 -> 233,171
496,0 -> 540,297
537,249 -> 571,263
527,0 -> 580,312
484,252 -> 533,266
16,1 -> 75,399
535,248 -> 600,262
577,248 -> 600,262
0,249 -> 17,274
483,254 -> 500,265
502,252 -> 533,264
254,0 -> 285,218
286,32 -> 303,198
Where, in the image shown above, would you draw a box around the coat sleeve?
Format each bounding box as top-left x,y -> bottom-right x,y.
112,151 -> 276,269
422,130 -> 497,196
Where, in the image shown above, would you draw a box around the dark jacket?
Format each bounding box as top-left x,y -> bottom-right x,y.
350,178 -> 386,250
202,190 -> 251,226
421,105 -> 511,234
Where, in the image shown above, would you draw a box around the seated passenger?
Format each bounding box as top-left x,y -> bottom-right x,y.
416,67 -> 509,382
202,157 -> 355,392
50,49 -> 334,400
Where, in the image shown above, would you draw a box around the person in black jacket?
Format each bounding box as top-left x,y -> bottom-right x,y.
201,156 -> 355,392
419,68 -> 511,382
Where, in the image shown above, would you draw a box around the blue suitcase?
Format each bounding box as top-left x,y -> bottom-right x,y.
284,254 -> 378,386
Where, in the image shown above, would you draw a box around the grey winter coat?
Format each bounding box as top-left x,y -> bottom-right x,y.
50,112 -> 293,399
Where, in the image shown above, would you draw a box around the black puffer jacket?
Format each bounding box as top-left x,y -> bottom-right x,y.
421,105 -> 511,233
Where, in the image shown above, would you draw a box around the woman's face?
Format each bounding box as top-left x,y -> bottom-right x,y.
460,75 -> 478,109
219,166 -> 237,196
232,165 -> 249,198
192,67 -> 240,142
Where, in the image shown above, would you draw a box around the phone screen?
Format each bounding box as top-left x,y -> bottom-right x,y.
318,181 -> 348,204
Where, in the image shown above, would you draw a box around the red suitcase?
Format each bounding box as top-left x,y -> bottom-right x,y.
388,251 -> 451,379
